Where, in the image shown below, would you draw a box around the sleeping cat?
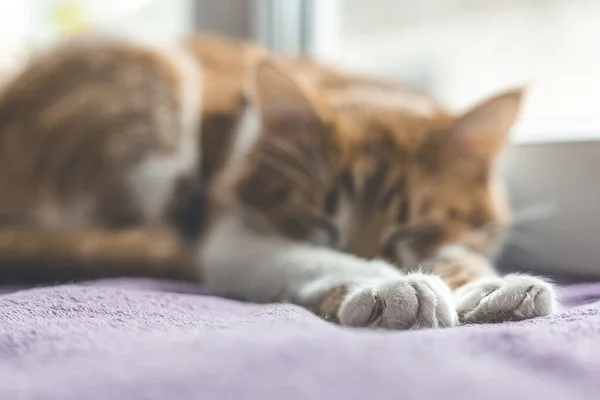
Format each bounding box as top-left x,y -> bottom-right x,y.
0,34 -> 555,328
195,57 -> 556,327
0,34 -> 261,281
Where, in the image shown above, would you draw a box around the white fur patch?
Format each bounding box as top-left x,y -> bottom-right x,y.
333,193 -> 353,249
129,45 -> 203,223
395,241 -> 419,268
199,213 -> 458,329
197,213 -> 401,305
309,192 -> 354,249
454,273 -> 556,323
307,228 -> 334,248
213,106 -> 261,195
229,106 -> 261,166
435,244 -> 472,261
339,273 -> 458,328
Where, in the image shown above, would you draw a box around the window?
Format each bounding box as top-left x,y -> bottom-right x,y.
307,0 -> 600,143
0,0 -> 194,56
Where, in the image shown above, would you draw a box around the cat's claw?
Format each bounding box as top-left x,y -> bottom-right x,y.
338,274 -> 458,329
455,274 -> 556,324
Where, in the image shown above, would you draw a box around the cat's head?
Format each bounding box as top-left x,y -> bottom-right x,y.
232,58 -> 522,268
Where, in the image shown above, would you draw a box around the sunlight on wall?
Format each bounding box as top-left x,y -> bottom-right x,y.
335,0 -> 600,130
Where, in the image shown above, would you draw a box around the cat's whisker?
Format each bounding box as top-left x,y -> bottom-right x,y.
492,203 -> 556,263
238,203 -> 281,233
502,241 -> 540,263
262,138 -> 324,185
510,203 -> 558,228
270,134 -> 329,186
259,154 -> 314,193
505,230 -> 540,251
264,136 -> 310,167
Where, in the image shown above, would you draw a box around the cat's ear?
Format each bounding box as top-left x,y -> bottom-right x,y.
249,57 -> 332,132
447,88 -> 524,161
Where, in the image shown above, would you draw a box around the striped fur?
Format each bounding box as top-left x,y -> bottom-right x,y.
0,34 -> 555,328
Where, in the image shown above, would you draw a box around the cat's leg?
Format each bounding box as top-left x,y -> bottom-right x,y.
197,214 -> 457,329
425,245 -> 556,324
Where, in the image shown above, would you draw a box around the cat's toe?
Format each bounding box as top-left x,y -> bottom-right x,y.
455,274 -> 556,324
338,274 -> 458,329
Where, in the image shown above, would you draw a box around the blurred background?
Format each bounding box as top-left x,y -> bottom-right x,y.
1,0 -> 599,280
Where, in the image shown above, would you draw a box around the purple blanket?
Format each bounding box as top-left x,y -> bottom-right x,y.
1,279 -> 599,400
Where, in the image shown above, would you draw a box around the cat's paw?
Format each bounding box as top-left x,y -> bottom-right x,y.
455,274 -> 556,324
338,274 -> 458,329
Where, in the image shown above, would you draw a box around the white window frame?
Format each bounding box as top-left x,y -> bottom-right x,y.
193,0 -> 342,55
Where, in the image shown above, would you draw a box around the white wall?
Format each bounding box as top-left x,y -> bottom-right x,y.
335,0 -> 600,130
498,141 -> 600,278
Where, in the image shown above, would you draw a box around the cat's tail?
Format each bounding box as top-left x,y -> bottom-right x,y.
0,228 -> 195,284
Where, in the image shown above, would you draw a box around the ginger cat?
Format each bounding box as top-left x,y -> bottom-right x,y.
0,34 -> 555,328
0,34 -> 260,282
196,58 -> 555,327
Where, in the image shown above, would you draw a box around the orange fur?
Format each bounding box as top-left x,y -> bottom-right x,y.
204,57 -> 522,315
0,39 -> 186,226
0,37 -> 206,282
0,228 -> 191,283
0,33 -> 522,298
0,35 -> 260,283
218,59 -> 518,260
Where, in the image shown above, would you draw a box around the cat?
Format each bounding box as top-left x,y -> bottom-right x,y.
0,34 -> 555,328
0,34 -> 263,282
194,56 -> 556,328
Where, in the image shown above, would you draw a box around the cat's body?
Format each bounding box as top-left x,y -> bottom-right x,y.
0,37 -> 203,229
0,35 -> 261,282
196,58 -> 555,327
0,37 -> 206,281
0,34 -> 555,327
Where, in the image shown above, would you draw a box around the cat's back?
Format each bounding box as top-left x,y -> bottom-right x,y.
0,37 -> 203,228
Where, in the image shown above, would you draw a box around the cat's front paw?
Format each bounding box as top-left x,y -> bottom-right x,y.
338,274 -> 458,329
455,274 -> 556,324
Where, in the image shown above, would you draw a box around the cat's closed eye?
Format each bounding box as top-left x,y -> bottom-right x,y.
323,186 -> 339,215
380,222 -> 441,261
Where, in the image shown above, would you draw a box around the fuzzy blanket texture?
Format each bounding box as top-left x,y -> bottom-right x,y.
0,278 -> 599,400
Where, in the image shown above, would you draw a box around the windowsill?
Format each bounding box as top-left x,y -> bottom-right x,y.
512,121 -> 600,145
502,126 -> 600,278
